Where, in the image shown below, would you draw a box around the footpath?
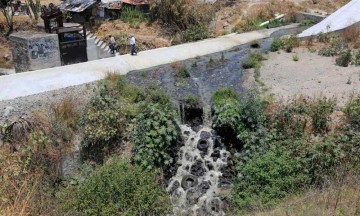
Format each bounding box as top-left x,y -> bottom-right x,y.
0,24 -> 298,101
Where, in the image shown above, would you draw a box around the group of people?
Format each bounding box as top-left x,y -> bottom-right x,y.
108,34 -> 137,56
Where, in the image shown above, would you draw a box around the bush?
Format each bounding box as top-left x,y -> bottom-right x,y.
292,54 -> 299,61
335,49 -> 352,67
73,159 -> 171,215
282,36 -> 299,53
232,149 -> 309,209
344,95 -> 360,130
212,88 -> 241,130
183,24 -> 209,42
242,52 -> 265,69
132,103 -> 178,169
318,37 -> 348,57
310,97 -> 335,134
184,94 -> 199,107
352,50 -> 360,66
121,6 -> 145,27
270,38 -> 283,52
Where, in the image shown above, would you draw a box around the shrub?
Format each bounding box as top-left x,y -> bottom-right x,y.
344,95 -> 360,130
184,94 -> 199,107
270,38 -> 283,52
73,159 -> 171,215
207,57 -> 216,67
175,65 -> 190,79
293,54 -> 299,61
242,52 -> 265,69
352,50 -> 360,66
282,36 -> 299,53
183,24 -> 209,42
335,49 -> 352,67
232,149 -> 309,209
310,97 -> 335,134
212,88 -> 241,130
121,6 -> 145,27
132,103 -> 178,169
271,97 -> 310,138
319,37 -> 348,57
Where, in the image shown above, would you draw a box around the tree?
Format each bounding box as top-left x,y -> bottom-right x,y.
0,0 -> 14,36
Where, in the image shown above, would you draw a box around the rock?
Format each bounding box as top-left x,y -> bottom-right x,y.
191,159 -> 206,177
207,198 -> 222,214
169,180 -> 180,194
3,106 -> 14,117
181,175 -> 198,190
211,150 -> 221,162
197,139 -> 208,152
3,53 -> 11,61
186,188 -> 201,206
199,181 -> 211,194
200,131 -> 211,140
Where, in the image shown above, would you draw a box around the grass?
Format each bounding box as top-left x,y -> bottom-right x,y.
244,181 -> 360,216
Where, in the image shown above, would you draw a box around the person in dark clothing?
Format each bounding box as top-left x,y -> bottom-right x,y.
108,35 -> 116,55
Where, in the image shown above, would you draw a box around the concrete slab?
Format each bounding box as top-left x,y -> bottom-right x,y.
0,24 -> 298,102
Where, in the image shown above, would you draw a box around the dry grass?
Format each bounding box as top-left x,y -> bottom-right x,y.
95,20 -> 171,54
245,180 -> 360,216
342,24 -> 360,48
50,97 -> 80,131
299,0 -> 351,13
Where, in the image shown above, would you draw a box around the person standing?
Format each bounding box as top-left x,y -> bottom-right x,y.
108,35 -> 116,55
130,34 -> 137,56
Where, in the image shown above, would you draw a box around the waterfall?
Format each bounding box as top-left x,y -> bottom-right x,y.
167,124 -> 230,215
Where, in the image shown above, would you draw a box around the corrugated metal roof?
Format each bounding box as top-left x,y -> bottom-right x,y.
121,0 -> 149,5
59,0 -> 97,12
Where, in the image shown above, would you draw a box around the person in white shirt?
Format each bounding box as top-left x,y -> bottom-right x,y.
129,34 -> 137,56
108,35 -> 116,55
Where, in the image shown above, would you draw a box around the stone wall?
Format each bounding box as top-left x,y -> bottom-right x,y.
10,31 -> 61,73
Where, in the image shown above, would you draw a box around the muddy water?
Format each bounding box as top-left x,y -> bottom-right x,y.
167,125 -> 230,215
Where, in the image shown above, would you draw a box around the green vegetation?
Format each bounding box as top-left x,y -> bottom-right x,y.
150,0 -> 214,42
210,90 -> 360,213
184,94 -> 199,107
335,49 -> 352,67
121,6 -> 145,28
270,38 -> 283,52
132,102 -> 178,170
292,54 -> 299,61
242,52 -> 265,69
72,159 -> 171,216
233,148 -> 309,209
270,36 -> 299,53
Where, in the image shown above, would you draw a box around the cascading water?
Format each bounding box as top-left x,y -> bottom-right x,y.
167,124 -> 231,215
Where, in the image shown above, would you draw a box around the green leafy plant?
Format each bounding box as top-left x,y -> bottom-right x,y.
73,159 -> 171,215
121,6 -> 145,27
318,37 -> 348,57
282,36 -> 299,53
25,0 -> 41,21
232,148 -> 309,209
270,38 -> 283,52
208,57 -> 216,67
132,103 -> 178,169
335,49 -> 352,67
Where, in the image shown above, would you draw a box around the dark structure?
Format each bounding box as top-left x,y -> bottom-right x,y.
40,3 -> 88,65
56,25 -> 88,65
40,3 -> 63,33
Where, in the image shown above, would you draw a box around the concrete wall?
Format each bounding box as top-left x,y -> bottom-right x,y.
10,31 -> 61,73
295,12 -> 326,23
